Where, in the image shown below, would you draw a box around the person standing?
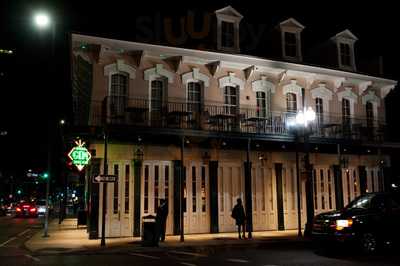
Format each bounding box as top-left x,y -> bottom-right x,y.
154,199 -> 168,245
232,198 -> 246,239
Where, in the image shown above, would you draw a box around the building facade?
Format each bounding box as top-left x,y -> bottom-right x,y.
70,6 -> 397,238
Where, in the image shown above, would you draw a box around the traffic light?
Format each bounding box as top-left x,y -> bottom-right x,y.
40,172 -> 49,179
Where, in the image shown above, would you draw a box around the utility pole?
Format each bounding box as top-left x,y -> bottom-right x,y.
101,129 -> 108,246
180,135 -> 184,242
295,132 -> 302,237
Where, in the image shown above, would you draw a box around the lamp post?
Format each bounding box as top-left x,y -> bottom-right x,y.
288,106 -> 316,237
33,11 -> 55,238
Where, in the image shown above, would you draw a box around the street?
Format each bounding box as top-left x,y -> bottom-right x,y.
1,214 -> 400,266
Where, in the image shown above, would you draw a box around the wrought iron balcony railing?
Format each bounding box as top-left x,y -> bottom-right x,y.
81,97 -> 385,142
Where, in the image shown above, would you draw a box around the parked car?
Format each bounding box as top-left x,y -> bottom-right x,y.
0,203 -> 6,216
15,202 -> 38,218
312,192 -> 400,253
5,202 -> 16,216
35,199 -> 53,216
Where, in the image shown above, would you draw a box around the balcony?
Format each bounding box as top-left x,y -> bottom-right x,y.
81,97 -> 385,143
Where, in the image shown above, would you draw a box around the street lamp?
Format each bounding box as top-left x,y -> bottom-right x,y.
288,106 -> 316,237
33,11 -> 54,238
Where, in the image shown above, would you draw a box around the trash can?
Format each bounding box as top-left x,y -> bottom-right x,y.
141,215 -> 157,246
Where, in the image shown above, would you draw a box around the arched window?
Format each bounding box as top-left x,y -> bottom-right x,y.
110,73 -> 128,117
224,86 -> 238,115
151,79 -> 164,113
315,97 -> 323,125
187,82 -> 202,112
256,91 -> 267,118
286,93 -> 297,113
342,98 -> 351,130
366,101 -> 374,129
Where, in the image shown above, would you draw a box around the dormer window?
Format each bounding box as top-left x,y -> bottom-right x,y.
279,18 -> 305,62
221,21 -> 234,48
332,29 -> 358,71
284,32 -> 297,57
340,43 -> 351,67
215,6 -> 243,53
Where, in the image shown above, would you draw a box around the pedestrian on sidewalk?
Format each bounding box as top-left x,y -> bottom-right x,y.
154,199 -> 168,245
232,198 -> 246,239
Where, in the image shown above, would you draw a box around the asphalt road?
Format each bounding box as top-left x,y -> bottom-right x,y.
1,215 -> 400,266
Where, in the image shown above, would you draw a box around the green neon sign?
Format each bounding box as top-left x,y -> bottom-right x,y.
68,140 -> 91,171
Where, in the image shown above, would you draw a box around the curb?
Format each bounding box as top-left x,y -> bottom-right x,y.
29,237 -> 311,255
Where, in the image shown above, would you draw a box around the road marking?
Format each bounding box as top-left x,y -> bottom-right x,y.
180,263 -> 197,266
0,237 -> 17,247
18,229 -> 31,236
25,254 -> 40,262
129,252 -> 160,259
170,250 -> 207,257
226,258 -> 249,263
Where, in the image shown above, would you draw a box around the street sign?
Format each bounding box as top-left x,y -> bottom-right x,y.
93,174 -> 118,183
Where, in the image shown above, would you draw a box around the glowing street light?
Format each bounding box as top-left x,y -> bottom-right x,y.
287,106 -> 316,237
34,13 -> 51,28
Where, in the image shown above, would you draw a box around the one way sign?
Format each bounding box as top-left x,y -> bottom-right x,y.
93,174 -> 118,183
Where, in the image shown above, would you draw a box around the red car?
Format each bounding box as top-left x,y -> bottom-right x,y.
15,202 -> 38,218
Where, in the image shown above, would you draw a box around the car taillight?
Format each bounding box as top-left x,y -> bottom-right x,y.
29,208 -> 37,212
16,207 -> 21,212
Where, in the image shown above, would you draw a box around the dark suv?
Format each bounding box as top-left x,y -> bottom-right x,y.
312,192 -> 400,253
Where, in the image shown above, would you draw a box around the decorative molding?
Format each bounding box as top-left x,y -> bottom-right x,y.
243,65 -> 255,80
282,80 -> 302,109
380,84 -> 396,98
164,56 -> 182,73
127,50 -> 144,67
337,87 -> 357,116
362,90 -> 380,107
215,5 -> 244,20
279,18 -> 305,31
337,87 -> 358,102
103,59 -> 136,79
310,83 -> 333,113
252,75 -> 276,93
206,61 -> 221,77
310,83 -> 333,101
181,68 -> 210,87
144,64 -> 174,83
331,29 -> 358,42
219,72 -> 245,90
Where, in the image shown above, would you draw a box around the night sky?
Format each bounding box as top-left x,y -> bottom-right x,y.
0,0 -> 399,180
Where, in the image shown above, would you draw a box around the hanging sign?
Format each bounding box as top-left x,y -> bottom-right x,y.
68,140 -> 91,171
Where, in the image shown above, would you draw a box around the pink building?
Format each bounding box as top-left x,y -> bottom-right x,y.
70,6 -> 397,238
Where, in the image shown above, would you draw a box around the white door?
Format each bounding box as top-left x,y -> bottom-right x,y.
106,161 -> 133,237
342,168 -> 360,206
282,165 -> 298,229
313,167 -> 336,215
366,167 -> 381,193
142,161 -> 174,235
252,165 -> 276,231
218,163 -> 244,232
183,162 -> 209,234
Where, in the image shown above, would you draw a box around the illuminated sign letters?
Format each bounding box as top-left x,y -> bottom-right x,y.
68,140 -> 91,171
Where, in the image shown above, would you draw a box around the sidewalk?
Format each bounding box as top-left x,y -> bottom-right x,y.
25,218 -> 306,254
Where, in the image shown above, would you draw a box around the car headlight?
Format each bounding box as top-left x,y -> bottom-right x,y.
38,207 -> 46,213
335,219 -> 353,230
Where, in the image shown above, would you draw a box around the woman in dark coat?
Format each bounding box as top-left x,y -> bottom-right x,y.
231,198 -> 246,239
